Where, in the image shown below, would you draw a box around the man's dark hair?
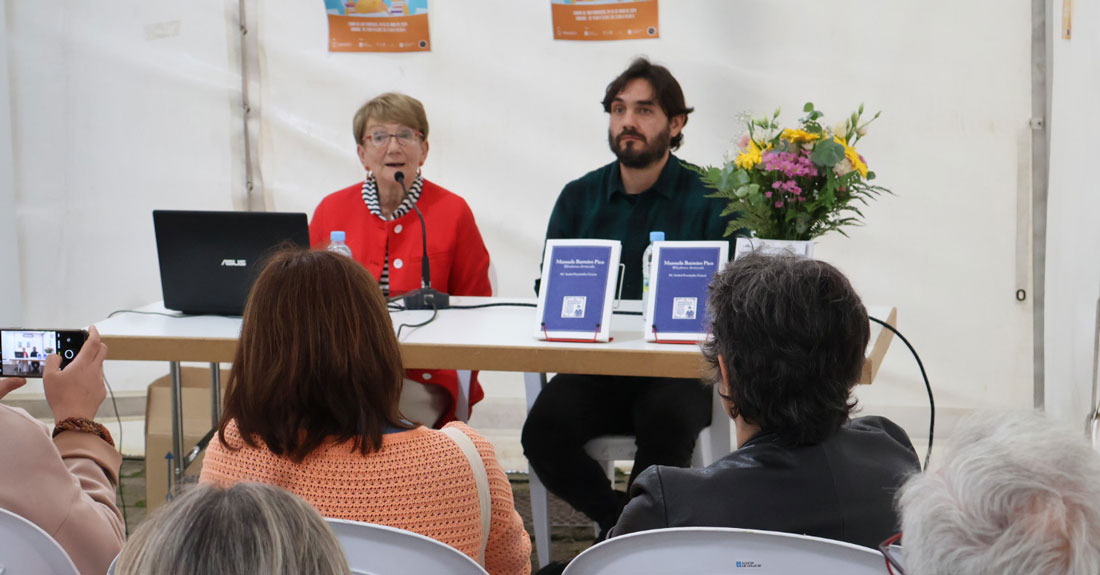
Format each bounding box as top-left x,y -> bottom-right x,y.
602,57 -> 694,150
702,253 -> 868,445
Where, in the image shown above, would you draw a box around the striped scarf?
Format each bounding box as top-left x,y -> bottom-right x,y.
361,174 -> 424,296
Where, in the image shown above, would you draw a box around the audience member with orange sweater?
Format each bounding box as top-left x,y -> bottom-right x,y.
199,248 -> 531,575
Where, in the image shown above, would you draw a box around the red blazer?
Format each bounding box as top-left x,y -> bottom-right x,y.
310,179 -> 492,426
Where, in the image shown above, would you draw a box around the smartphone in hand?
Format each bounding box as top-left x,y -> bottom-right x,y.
0,329 -> 88,378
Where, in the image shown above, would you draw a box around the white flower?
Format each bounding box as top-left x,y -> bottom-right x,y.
834,158 -> 854,177
857,125 -> 869,137
832,121 -> 848,137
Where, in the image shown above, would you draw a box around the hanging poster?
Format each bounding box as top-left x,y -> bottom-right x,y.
551,0 -> 659,41
325,0 -> 430,52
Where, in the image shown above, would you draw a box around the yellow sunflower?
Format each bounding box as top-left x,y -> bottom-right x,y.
781,129 -> 822,144
735,140 -> 768,170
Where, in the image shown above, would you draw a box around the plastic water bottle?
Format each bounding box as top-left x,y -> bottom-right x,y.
641,230 -> 664,306
327,230 -> 353,257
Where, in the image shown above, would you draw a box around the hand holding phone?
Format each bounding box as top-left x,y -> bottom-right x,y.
43,326 -> 108,422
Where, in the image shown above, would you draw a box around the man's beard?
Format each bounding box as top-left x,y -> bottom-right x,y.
609,126 -> 671,169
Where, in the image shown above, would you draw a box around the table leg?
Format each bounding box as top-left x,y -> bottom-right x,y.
210,363 -> 221,429
455,370 -> 471,422
523,372 -> 551,567
169,361 -> 184,486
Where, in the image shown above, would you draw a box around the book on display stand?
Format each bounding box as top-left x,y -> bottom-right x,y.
643,241 -> 730,343
535,239 -> 621,343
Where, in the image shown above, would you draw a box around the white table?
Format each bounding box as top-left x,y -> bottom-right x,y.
95,297 -> 896,483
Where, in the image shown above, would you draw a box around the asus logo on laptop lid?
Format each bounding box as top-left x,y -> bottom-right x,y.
220,259 -> 247,267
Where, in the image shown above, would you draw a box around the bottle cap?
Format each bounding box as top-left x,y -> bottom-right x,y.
649,231 -> 665,242
330,231 -> 346,242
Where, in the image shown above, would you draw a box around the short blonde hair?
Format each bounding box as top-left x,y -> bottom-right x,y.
115,483 -> 350,575
352,92 -> 429,146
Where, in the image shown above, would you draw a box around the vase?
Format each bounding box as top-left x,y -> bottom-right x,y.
734,237 -> 815,261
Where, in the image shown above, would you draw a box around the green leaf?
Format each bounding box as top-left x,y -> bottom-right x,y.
810,139 -> 846,166
806,124 -> 822,134
735,185 -> 751,198
803,102 -> 814,113
866,171 -> 876,180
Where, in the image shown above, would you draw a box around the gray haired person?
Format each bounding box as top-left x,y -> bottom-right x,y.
115,483 -> 350,575
896,411 -> 1100,575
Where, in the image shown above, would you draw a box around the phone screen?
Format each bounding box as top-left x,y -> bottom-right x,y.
0,329 -> 87,378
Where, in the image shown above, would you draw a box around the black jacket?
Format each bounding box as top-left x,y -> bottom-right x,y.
612,416 -> 920,549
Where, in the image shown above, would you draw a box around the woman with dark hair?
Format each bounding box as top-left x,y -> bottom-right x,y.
199,249 -> 530,575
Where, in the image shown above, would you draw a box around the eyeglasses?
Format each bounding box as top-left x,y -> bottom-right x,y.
365,129 -> 423,148
879,532 -> 906,574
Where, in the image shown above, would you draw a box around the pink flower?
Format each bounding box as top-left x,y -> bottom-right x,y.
738,134 -> 751,150
775,201 -> 784,208
765,191 -> 772,198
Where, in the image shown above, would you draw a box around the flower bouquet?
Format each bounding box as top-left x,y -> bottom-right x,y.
696,103 -> 890,241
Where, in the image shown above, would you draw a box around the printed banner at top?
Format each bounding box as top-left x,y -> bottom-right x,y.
551,0 -> 659,41
325,0 -> 430,52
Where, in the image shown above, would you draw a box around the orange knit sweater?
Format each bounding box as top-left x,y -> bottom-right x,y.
199,421 -> 531,575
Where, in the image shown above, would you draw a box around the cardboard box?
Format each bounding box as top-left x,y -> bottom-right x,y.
144,367 -> 225,511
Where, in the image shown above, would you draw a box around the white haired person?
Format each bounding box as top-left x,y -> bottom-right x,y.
887,411 -> 1100,574
115,483 -> 350,575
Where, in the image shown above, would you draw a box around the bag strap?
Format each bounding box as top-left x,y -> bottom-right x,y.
441,426 -> 491,566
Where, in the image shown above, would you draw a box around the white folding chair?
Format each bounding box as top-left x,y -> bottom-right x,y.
524,372 -> 732,567
561,527 -> 886,575
325,518 -> 488,575
0,507 -> 79,575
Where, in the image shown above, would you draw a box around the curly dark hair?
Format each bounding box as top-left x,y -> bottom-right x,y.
601,57 -> 694,150
703,253 -> 868,445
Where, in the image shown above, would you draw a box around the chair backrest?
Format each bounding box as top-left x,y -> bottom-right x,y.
562,527 -> 886,575
0,508 -> 79,575
325,518 -> 488,575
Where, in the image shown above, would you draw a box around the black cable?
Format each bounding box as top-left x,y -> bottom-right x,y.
394,301 -> 643,314
449,302 -> 537,309
395,304 -> 438,339
869,316 -> 934,470
102,372 -> 129,534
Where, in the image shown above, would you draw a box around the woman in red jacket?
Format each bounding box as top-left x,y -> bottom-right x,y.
310,92 -> 492,428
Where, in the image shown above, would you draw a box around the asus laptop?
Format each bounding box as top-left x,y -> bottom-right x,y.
153,210 -> 310,315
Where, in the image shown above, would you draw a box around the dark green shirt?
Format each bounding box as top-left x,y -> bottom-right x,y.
546,154 -> 732,299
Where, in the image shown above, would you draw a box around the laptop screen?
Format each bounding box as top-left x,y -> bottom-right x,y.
153,210 -> 310,315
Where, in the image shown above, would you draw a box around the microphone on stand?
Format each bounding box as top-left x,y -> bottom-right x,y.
395,171 -> 450,310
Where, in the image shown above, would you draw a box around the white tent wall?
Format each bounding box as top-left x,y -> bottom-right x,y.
259,0 -> 1034,444
0,1 -> 24,327
1,1 -> 1051,450
1044,2 -> 1100,425
3,1 -> 245,398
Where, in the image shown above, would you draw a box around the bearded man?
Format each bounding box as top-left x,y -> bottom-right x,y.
522,58 -> 734,544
